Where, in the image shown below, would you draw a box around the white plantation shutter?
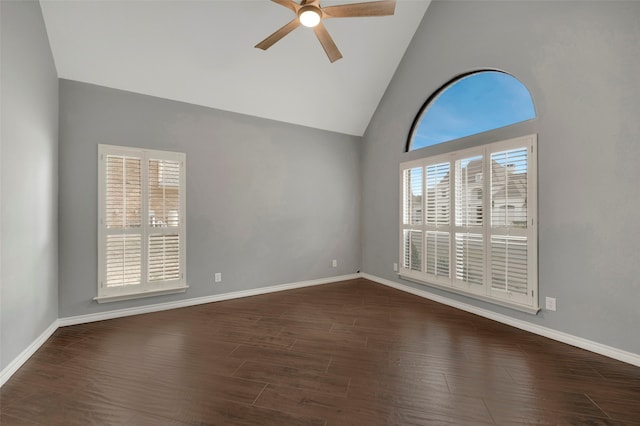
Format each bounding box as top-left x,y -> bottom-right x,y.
401,162 -> 451,280
149,159 -> 181,226
98,145 -> 187,302
402,167 -> 423,271
147,159 -> 182,283
490,148 -> 529,228
425,163 -> 449,227
148,234 -> 180,281
455,156 -> 483,227
454,156 -> 484,292
455,233 -> 484,287
105,234 -> 142,287
105,155 -> 142,288
489,144 -> 535,305
424,163 -> 450,281
106,156 -> 141,229
399,135 -> 537,313
491,236 -> 528,294
426,231 -> 449,277
403,230 -> 423,271
403,168 -> 423,226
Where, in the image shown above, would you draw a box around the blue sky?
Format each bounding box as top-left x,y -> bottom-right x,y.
411,71 -> 535,150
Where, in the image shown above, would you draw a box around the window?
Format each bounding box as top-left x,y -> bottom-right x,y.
97,145 -> 187,303
408,71 -> 536,151
400,135 -> 538,313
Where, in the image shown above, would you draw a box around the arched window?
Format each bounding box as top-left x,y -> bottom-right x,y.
400,70 -> 539,313
408,70 -> 536,151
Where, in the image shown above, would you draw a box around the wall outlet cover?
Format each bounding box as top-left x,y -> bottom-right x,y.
545,297 -> 556,311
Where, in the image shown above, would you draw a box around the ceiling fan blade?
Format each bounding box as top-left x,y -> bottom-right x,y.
255,18 -> 301,50
313,22 -> 343,63
271,0 -> 299,13
322,0 -> 395,18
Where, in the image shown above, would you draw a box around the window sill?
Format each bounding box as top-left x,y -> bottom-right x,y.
94,285 -> 189,304
399,273 -> 540,315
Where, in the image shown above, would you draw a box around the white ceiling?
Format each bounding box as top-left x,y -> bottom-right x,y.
40,0 -> 430,136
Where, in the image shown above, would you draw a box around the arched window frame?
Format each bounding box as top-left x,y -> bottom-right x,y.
406,69 -> 536,152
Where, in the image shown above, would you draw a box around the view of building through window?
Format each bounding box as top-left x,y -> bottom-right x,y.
409,71 -> 536,150
400,136 -> 537,311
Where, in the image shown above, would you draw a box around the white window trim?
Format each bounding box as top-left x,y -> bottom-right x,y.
96,144 -> 188,303
399,134 -> 538,314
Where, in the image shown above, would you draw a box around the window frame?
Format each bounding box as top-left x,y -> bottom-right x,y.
406,70 -> 536,152
97,144 -> 188,303
399,134 -> 538,314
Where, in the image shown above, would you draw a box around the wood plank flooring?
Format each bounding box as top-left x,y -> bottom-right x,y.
2,278 -> 639,425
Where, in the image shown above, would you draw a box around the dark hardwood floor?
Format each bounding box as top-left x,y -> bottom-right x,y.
1,278 -> 639,425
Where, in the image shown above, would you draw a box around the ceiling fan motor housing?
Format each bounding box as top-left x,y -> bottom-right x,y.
298,5 -> 322,27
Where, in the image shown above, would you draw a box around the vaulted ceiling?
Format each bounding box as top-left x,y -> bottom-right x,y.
40,0 -> 430,136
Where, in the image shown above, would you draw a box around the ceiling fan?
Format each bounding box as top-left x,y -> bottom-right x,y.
255,0 -> 396,63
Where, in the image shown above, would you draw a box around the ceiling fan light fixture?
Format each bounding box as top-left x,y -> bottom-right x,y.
299,7 -> 321,27
257,0 -> 397,62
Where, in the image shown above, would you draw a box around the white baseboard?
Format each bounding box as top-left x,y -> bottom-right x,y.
1,274 -> 358,388
362,273 -> 640,368
4,271 -> 637,391
59,274 -> 359,327
0,320 -> 59,387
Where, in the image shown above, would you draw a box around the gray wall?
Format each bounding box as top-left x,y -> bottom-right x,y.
5,0 -> 638,368
1,0 -> 59,371
362,1 -> 640,355
58,80 -> 361,318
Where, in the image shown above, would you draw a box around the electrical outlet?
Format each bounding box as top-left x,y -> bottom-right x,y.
393,263 -> 398,272
545,297 -> 556,311
214,272 -> 222,283
332,259 -> 337,268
